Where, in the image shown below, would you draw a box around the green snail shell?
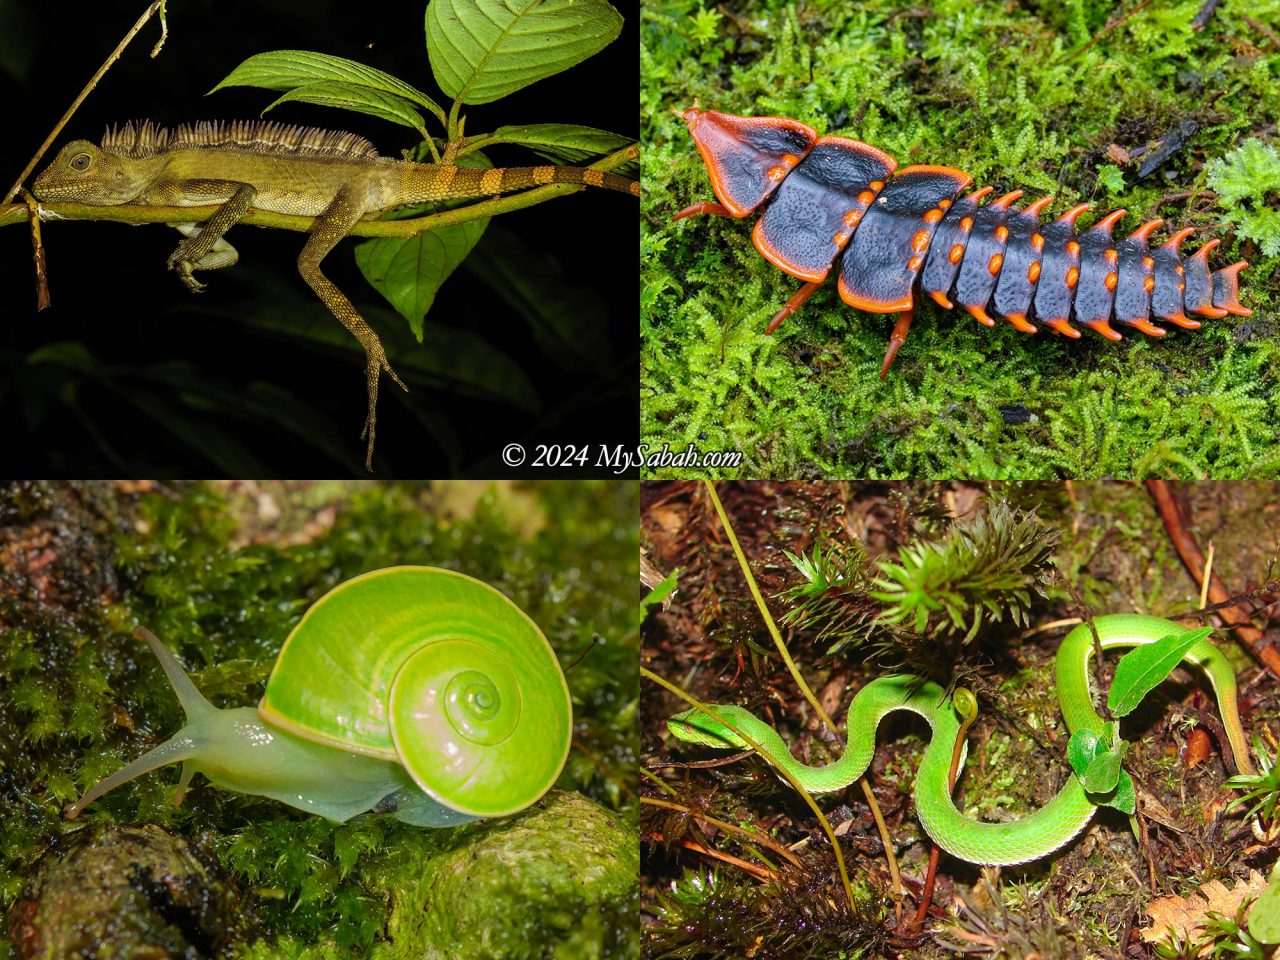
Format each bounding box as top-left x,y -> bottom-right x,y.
258,566 -> 572,819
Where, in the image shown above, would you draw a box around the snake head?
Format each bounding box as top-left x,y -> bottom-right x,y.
667,705 -> 752,749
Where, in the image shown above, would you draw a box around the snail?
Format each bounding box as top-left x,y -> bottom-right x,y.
65,566 -> 573,827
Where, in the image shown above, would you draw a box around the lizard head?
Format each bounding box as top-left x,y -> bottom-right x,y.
33,141 -> 144,204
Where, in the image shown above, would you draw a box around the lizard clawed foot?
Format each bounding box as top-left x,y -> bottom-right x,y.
383,354 -> 408,393
175,264 -> 207,293
357,351 -> 409,470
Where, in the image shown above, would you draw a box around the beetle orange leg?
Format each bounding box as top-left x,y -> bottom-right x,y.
880,309 -> 914,379
765,281 -> 822,334
672,200 -> 735,221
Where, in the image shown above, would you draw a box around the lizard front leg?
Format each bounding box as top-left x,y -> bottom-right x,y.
298,184 -> 408,470
171,223 -> 240,277
157,179 -> 255,292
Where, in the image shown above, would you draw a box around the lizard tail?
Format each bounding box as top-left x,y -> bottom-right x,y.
401,163 -> 639,203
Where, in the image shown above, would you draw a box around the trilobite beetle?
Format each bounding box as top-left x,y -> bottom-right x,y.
674,107 -> 1250,376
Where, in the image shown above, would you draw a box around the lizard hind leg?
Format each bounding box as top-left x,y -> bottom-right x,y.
297,185 -> 409,470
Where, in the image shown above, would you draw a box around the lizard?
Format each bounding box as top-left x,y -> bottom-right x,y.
31,120 -> 640,469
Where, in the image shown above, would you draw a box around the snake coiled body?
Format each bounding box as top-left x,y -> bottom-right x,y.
668,614 -> 1252,866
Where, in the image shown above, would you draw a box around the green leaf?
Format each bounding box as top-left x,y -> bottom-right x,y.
1107,626 -> 1213,717
468,123 -> 634,166
211,50 -> 444,124
26,341 -> 98,370
425,0 -> 623,104
1096,770 -> 1136,814
354,219 -> 488,341
264,81 -> 429,137
1250,864 -> 1280,944
1067,725 -> 1127,794
1096,164 -> 1126,195
640,570 -> 679,617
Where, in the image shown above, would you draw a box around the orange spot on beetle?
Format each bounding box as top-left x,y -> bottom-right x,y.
857,190 -> 875,206
870,180 -> 885,191
961,217 -> 974,232
995,225 -> 1009,243
911,230 -> 931,253
844,209 -> 862,227
767,165 -> 787,182
833,231 -> 851,246
988,253 -> 1003,275
1067,241 -> 1080,257
939,198 -> 952,210
1105,272 -> 1118,291
1144,276 -> 1155,292
949,243 -> 964,264
924,208 -> 943,224
907,254 -> 924,271
1105,249 -> 1118,265
1031,233 -> 1044,252
1028,262 -> 1041,283
1142,256 -> 1154,269
1066,267 -> 1079,288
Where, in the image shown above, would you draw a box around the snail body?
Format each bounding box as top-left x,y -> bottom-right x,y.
66,567 -> 573,827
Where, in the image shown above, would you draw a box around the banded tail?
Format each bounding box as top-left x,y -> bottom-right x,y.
399,162 -> 640,204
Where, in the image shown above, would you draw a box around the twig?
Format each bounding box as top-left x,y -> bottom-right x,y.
702,479 -> 903,898
1200,542 -> 1215,611
4,0 -> 167,205
23,190 -> 48,310
2,145 -> 639,234
1146,480 -> 1280,677
675,838 -> 778,882
1244,15 -> 1280,50
642,666 -> 858,912
701,480 -> 837,732
642,796 -> 805,870
1064,0 -> 1154,61
1190,0 -> 1222,30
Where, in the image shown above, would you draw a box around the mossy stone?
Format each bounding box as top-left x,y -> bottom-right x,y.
397,790 -> 638,960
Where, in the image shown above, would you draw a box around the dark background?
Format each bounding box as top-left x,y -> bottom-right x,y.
0,0 -> 638,477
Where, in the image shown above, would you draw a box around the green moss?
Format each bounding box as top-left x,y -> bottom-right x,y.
0,481 -> 638,959
641,0 -> 1280,478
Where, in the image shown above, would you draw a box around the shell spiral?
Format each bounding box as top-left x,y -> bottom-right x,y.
258,566 -> 572,819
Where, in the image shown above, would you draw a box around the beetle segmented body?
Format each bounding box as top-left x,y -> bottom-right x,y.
673,108 -> 1251,377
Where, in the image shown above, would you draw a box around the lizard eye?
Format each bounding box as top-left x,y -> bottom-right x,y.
70,153 -> 92,172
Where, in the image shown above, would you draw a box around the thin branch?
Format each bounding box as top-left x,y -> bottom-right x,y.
1,144 -> 639,235
641,796 -> 805,870
4,0 -> 167,205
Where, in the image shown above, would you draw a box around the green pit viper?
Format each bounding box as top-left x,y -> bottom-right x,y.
668,614 -> 1254,866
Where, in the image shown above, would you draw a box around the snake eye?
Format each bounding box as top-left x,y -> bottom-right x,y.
70,153 -> 92,172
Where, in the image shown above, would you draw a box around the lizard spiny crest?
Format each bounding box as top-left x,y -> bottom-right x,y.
101,120 -> 380,160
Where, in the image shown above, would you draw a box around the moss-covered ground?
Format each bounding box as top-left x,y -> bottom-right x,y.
641,481 -> 1279,958
0,481 -> 639,959
641,0 -> 1280,478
